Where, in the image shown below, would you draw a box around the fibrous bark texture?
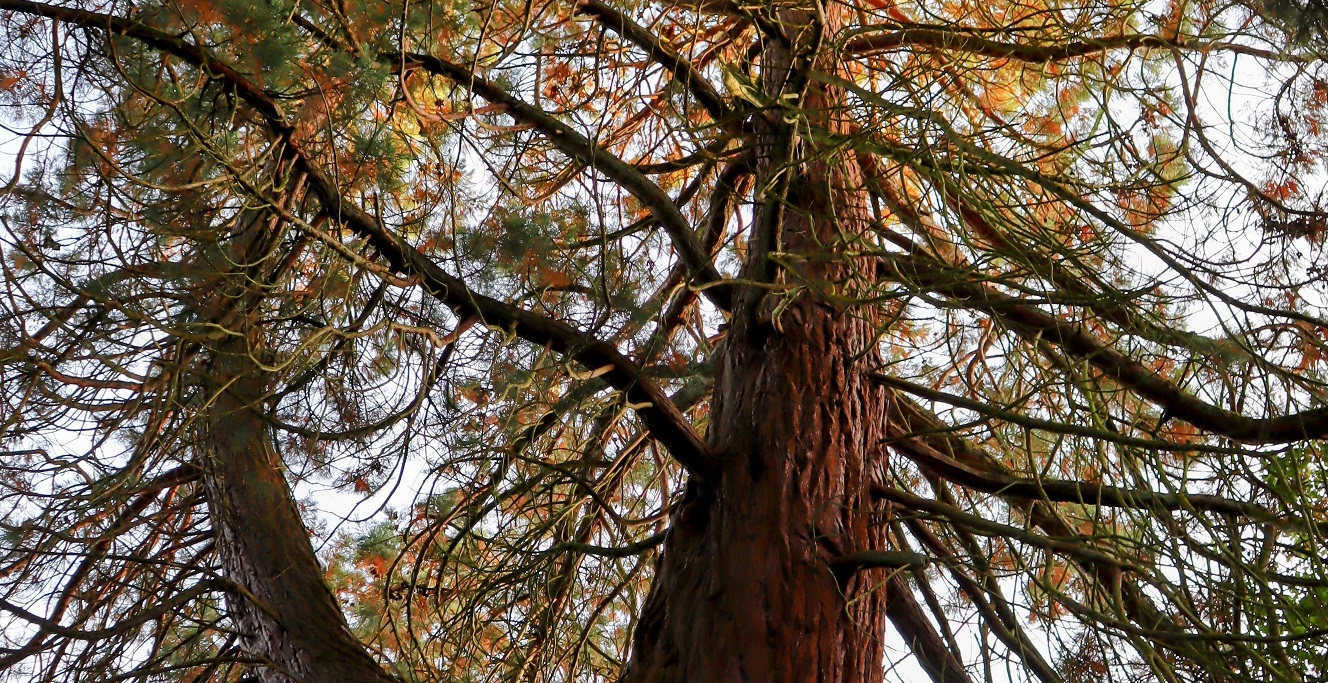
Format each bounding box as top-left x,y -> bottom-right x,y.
623,11 -> 896,678
623,301 -> 893,683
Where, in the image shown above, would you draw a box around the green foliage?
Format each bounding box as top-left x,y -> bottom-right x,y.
3,0 -> 1328,681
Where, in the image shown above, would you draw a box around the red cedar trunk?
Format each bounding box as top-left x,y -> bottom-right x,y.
622,305 -> 893,682
623,11 -> 895,679
195,206 -> 396,683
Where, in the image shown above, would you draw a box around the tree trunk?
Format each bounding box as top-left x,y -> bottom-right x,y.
199,346 -> 395,683
194,197 -> 395,683
623,10 -> 901,681
622,298 -> 895,682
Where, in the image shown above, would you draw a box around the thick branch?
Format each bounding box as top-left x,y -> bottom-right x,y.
884,575 -> 973,683
829,549 -> 930,573
0,0 -> 717,480
826,545 -> 973,683
315,189 -> 717,477
574,0 -> 730,124
392,50 -> 732,312
845,27 -> 1288,62
881,252 -> 1328,444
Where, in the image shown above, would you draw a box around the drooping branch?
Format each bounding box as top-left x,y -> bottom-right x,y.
0,580 -> 216,642
390,50 -> 733,312
854,130 -> 1260,366
879,251 -> 1328,444
573,0 -> 731,124
4,0 -> 1322,680
0,466 -> 201,670
872,485 -> 1135,570
878,372 -> 1243,455
844,26 -> 1291,62
877,378 -> 1299,526
0,0 -> 718,480
879,389 -> 1213,661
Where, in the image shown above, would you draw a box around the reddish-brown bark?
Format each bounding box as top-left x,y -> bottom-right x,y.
622,10 -> 903,680
623,299 -> 895,683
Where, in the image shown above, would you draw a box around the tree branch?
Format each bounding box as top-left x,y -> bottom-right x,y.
0,581 -> 217,642
845,27 -> 1290,63
873,485 -> 1134,570
901,518 -> 1065,683
0,0 -> 718,479
882,385 -> 1320,533
828,549 -> 930,574
573,0 -> 731,124
884,574 -> 974,683
879,393 -> 1206,655
880,251 -> 1328,444
550,529 -> 668,558
391,50 -> 733,312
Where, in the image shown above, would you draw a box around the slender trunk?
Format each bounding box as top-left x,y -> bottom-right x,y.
623,9 -> 900,681
199,346 -> 395,683
194,192 -> 395,683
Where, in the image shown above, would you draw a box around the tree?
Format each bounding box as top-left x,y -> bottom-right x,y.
1,0 -> 1327,680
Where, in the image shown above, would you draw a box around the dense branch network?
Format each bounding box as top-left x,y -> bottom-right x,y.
0,0 -> 1326,681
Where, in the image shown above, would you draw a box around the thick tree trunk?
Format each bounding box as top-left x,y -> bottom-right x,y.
622,298 -> 894,682
622,10 -> 899,680
194,198 -> 395,683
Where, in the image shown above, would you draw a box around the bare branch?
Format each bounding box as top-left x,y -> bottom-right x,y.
0,0 -> 718,479
392,50 -> 734,312
881,251 -> 1328,444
